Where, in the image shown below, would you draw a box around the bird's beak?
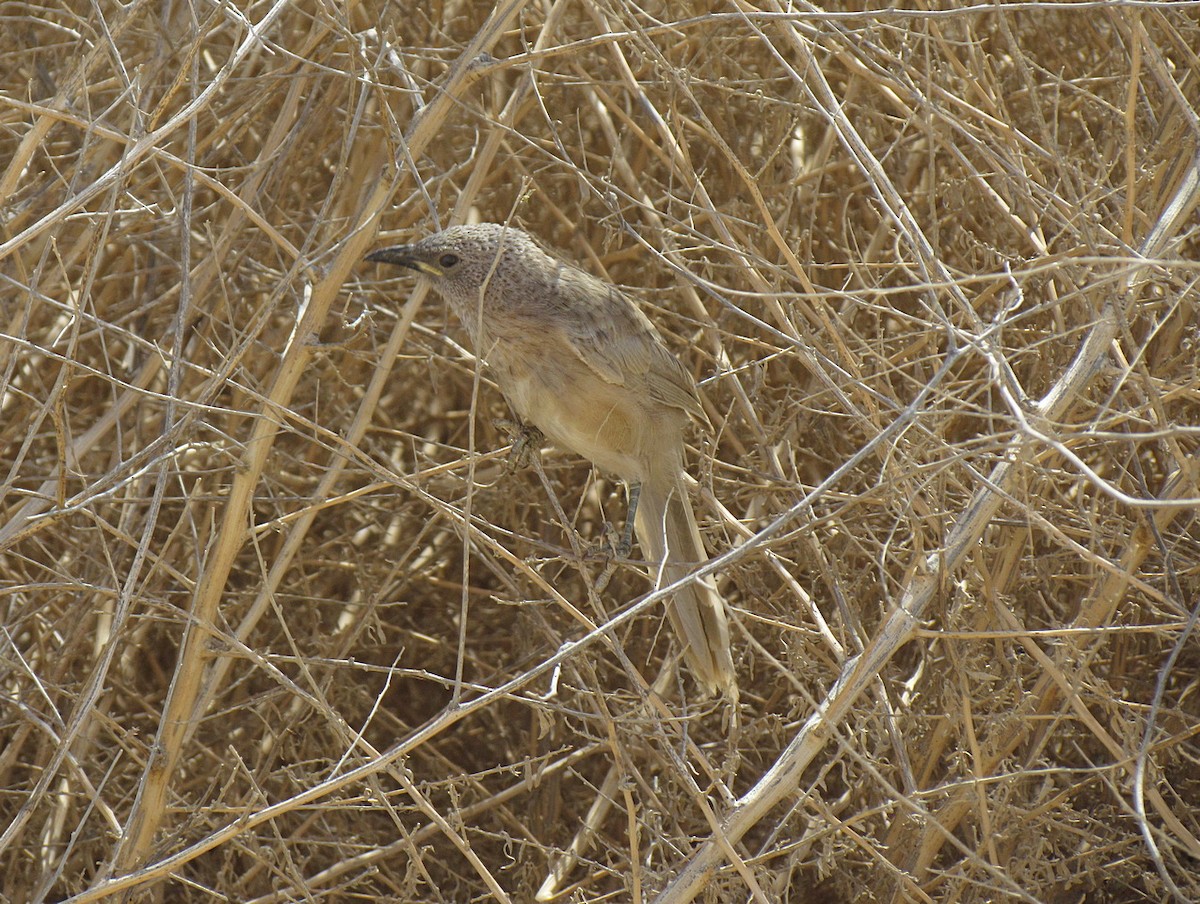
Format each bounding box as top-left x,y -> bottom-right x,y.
365,245 -> 444,277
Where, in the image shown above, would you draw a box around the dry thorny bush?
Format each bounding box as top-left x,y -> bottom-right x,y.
2,1 -> 1199,902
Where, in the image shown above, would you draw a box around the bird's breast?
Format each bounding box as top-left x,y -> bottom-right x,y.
484,338 -> 677,483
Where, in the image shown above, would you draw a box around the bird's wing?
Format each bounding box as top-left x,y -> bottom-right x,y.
554,268 -> 708,423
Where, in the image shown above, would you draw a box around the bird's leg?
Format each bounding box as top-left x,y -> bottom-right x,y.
493,418 -> 544,472
617,481 -> 640,559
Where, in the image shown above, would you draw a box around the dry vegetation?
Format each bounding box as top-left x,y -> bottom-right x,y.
3,1 -> 1200,901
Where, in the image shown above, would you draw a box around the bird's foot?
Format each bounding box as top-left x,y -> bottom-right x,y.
585,520 -> 633,562
494,419 -> 544,472
585,521 -> 633,595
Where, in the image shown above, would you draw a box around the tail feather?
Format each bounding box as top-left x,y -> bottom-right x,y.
634,474 -> 735,696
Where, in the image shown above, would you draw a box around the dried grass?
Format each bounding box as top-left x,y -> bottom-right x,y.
2,1 -> 1199,902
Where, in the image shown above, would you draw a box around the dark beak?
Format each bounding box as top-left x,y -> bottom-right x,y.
365,245 -> 444,277
365,245 -> 417,268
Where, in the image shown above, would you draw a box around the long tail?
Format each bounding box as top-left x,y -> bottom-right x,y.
634,472 -> 735,697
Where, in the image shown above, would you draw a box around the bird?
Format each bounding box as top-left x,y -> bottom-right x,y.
367,222 -> 735,697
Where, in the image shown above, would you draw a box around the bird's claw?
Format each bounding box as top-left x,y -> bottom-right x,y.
585,521 -> 633,562
494,419 -> 544,472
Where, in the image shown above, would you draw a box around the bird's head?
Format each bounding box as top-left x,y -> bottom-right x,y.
366,223 -> 542,301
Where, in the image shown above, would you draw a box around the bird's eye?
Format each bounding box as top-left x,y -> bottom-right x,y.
439,253 -> 459,268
